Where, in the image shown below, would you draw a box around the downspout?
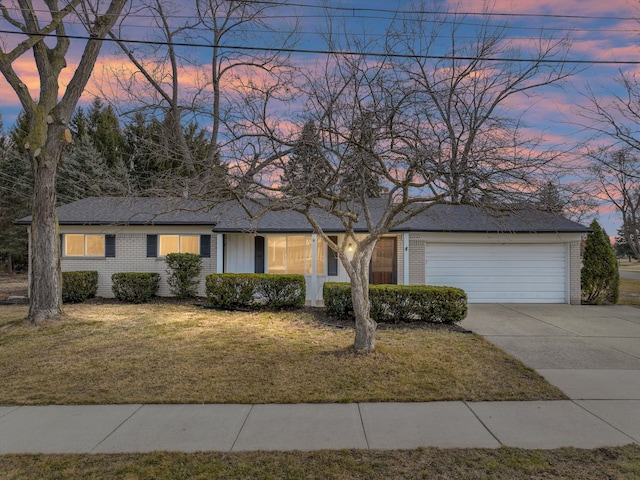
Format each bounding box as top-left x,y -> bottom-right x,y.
403,233 -> 410,286
311,234 -> 317,306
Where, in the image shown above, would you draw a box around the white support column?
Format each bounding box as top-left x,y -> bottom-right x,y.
216,233 -> 224,273
403,233 -> 409,286
311,234 -> 318,306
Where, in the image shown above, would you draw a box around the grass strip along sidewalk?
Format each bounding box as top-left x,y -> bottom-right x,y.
1,446 -> 639,479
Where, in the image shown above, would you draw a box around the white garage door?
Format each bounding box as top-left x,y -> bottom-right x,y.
425,243 -> 567,303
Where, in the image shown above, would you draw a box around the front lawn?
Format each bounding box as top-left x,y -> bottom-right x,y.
0,303 -> 563,405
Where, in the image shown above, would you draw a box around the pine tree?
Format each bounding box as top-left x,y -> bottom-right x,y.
537,181 -> 564,214
581,220 -> 619,304
0,114 -> 32,273
58,131 -> 132,201
281,120 -> 333,196
340,112 -> 383,199
86,99 -> 128,168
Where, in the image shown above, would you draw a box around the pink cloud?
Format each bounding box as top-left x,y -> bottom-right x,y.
450,0 -> 635,17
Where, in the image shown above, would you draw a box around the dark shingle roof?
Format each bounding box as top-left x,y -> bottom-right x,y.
16,196 -> 589,233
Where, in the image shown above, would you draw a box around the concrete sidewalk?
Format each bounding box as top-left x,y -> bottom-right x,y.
1,304 -> 638,454
0,400 -> 637,454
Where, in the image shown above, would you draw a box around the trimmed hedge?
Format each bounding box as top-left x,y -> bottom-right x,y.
205,274 -> 305,310
62,271 -> 98,303
165,252 -> 202,298
111,272 -> 160,303
323,282 -> 467,324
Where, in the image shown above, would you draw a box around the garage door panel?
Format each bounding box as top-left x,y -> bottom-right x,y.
426,266 -> 566,276
427,278 -> 565,289
425,243 -> 567,304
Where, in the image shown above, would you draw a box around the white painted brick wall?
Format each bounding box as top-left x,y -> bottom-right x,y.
62,230 -> 217,298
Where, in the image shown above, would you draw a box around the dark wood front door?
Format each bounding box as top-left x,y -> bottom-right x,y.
370,237 -> 397,284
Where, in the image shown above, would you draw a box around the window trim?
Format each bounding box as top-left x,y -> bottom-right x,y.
266,234 -> 325,275
147,234 -> 209,258
63,234 -> 107,257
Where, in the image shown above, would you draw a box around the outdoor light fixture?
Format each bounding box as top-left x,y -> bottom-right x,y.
347,243 -> 353,252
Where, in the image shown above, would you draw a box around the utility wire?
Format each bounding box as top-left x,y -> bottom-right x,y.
3,1 -> 639,22
0,28 -> 638,65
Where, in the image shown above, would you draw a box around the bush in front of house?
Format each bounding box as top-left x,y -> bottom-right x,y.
323,282 -> 467,324
111,272 -> 160,303
205,273 -> 305,310
62,271 -> 98,303
165,253 -> 203,299
257,274 -> 306,309
206,274 -> 256,309
582,219 -> 619,304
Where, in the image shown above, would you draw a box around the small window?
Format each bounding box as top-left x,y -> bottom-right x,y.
64,234 -> 105,257
158,235 -> 200,256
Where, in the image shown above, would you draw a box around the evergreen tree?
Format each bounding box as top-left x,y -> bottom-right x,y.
86,98 -> 128,168
537,181 -> 564,215
340,111 -> 383,198
0,114 -> 32,273
581,220 -> 619,304
281,120 -> 333,196
58,131 -> 132,201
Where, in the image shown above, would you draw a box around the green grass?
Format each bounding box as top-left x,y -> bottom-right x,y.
0,303 -> 564,404
1,446 -> 639,479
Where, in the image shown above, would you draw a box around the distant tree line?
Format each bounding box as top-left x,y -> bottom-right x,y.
0,99 -> 228,273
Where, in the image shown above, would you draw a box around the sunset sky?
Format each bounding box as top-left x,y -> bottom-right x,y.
1,0 -> 639,236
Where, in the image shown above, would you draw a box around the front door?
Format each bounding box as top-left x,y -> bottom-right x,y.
370,237 -> 397,284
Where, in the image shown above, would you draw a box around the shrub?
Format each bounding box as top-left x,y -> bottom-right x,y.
165,253 -> 203,298
62,271 -> 98,303
206,274 -> 305,310
323,282 -> 467,324
206,274 -> 257,309
322,283 -> 353,320
111,272 -> 160,303
258,274 -> 306,309
582,220 -> 619,304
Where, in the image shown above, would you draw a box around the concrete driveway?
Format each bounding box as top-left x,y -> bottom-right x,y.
461,304 -> 640,398
461,304 -> 640,445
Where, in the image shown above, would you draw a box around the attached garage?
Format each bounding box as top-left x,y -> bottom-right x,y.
425,243 -> 568,303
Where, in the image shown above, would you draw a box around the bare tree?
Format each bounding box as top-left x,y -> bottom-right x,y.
577,73 -> 640,259
589,149 -> 640,259
234,3 -> 574,352
102,0 -> 298,197
0,0 -> 127,324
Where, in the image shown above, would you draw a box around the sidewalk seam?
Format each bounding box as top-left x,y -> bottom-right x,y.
572,400 -> 639,444
463,401 -> 503,447
230,404 -> 254,452
357,403 -> 370,450
90,404 -> 144,453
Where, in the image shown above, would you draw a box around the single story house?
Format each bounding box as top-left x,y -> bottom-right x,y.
17,197 -> 590,305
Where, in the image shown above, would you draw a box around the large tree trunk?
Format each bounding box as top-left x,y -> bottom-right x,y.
27,133 -> 64,325
349,243 -> 377,352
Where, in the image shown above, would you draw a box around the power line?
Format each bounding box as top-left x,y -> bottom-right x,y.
241,0 -> 640,22
0,28 -> 638,65
1,4 -> 638,40
4,1 -> 639,23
